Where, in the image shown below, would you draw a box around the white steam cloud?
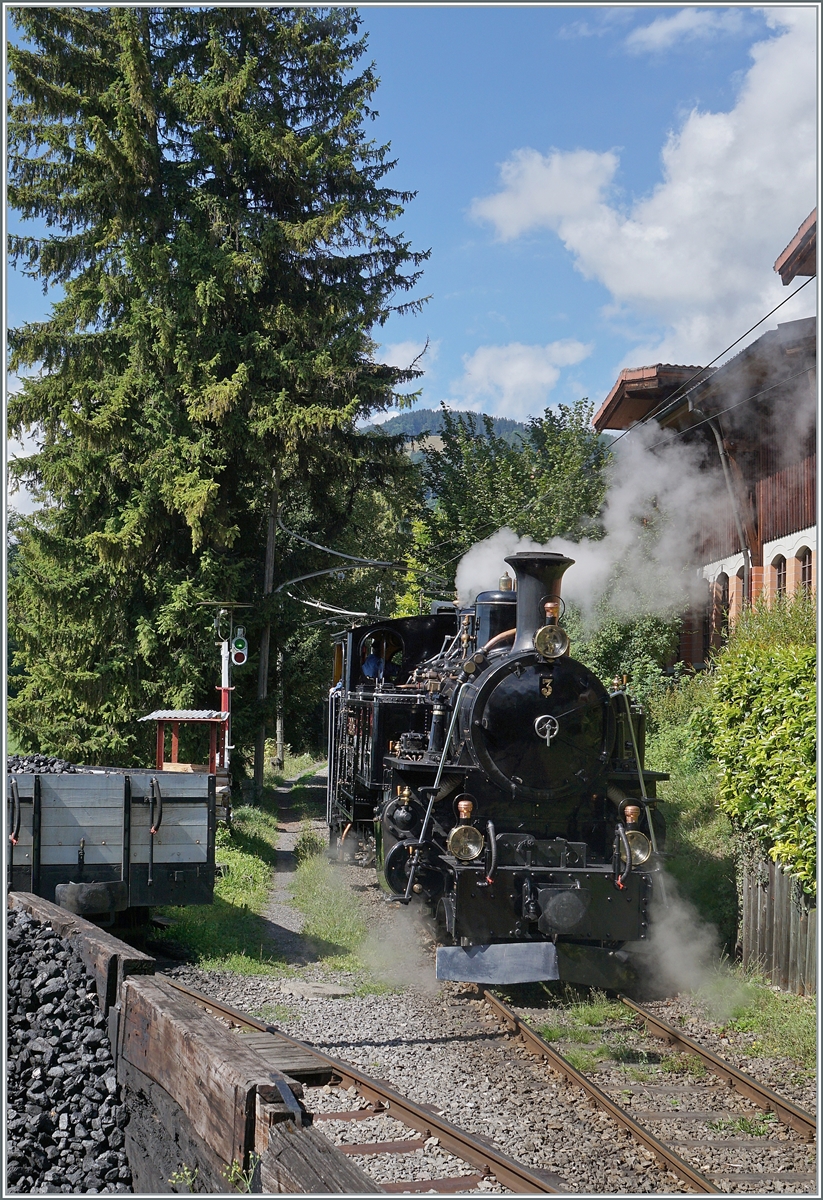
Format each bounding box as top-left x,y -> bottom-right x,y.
635,873 -> 721,998
360,901 -> 440,994
455,423 -> 729,623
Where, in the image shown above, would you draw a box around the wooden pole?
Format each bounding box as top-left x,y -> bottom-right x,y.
275,649 -> 284,769
254,469 -> 279,801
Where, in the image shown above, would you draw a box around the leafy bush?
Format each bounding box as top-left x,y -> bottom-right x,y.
689,592 -> 816,898
565,607 -> 682,707
709,644 -> 815,896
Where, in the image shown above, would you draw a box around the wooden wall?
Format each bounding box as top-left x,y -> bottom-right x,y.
740,858 -> 816,996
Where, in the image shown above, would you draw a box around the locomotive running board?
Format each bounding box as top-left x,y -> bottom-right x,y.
436,941 -> 559,983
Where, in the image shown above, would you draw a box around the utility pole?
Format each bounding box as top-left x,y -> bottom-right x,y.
254,467 -> 280,801
275,648 -> 284,769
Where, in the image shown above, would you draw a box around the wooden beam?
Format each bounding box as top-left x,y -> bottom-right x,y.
117,975 -> 296,1169
252,1121 -> 383,1194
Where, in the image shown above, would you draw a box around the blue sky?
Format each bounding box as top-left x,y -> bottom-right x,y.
7,4 -> 818,444
354,4 -> 817,422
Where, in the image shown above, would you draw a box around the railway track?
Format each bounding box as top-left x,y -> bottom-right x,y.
167,978 -> 570,1194
482,989 -> 816,1195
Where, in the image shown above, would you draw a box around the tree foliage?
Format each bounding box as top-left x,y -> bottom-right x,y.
394,399 -> 610,613
7,5 -> 426,764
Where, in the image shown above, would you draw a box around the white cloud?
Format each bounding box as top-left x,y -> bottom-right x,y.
625,7 -> 748,54
451,339 -> 592,421
6,429 -> 42,515
471,9 -> 817,366
471,149 -> 619,243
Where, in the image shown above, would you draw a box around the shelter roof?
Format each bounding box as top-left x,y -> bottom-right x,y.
592,364 -> 705,431
774,209 -> 817,285
139,709 -> 229,723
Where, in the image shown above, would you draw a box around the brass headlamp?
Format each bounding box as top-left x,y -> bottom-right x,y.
534,599 -> 569,659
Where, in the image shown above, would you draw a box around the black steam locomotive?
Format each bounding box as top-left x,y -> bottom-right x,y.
327,552 -> 667,989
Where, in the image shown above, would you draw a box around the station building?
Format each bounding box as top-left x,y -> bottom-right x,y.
593,211 -> 817,666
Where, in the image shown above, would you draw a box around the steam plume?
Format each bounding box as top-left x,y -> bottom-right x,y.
456,423 -> 730,624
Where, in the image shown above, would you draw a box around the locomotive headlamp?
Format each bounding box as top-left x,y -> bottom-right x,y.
619,830 -> 652,866
534,624 -> 570,659
447,824 -> 485,861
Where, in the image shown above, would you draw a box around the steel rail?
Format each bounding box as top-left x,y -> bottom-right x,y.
619,995 -> 816,1142
167,979 -> 570,1194
481,989 -> 720,1195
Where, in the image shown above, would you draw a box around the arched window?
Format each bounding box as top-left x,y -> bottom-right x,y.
772,555 -> 787,597
798,546 -> 813,592
359,630 -> 405,682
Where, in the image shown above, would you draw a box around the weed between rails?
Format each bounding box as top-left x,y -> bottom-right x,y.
532,979 -> 814,1078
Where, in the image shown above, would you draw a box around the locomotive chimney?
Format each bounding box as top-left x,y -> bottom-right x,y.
505,552 -> 574,654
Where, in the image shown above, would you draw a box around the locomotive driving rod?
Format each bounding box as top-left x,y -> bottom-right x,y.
399,682 -> 468,904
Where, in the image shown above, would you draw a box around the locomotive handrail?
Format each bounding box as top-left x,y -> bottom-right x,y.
399,682 -> 469,903
9,777 -> 22,845
617,690 -> 660,844
613,822 -> 632,890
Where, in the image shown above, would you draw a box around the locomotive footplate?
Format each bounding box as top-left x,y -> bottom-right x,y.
445,864 -> 652,945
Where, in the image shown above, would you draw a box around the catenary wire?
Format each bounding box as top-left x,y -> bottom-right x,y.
418,281 -> 817,571
608,274 -> 814,447
645,365 -> 813,451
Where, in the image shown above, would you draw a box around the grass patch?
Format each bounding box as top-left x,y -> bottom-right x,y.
713,981 -> 816,1069
537,1024 -> 566,1042
563,1044 -> 609,1072
660,1051 -> 707,1078
154,798 -> 287,973
264,743 -> 320,789
290,854 -> 368,968
293,823 -> 327,864
565,991 -> 632,1028
250,1002 -> 300,1024
621,1065 -> 655,1082
709,1113 -> 776,1137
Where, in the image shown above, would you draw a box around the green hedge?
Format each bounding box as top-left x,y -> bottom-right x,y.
706,644 -> 816,897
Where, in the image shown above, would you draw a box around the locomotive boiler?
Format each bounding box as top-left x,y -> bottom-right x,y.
327,551 -> 667,989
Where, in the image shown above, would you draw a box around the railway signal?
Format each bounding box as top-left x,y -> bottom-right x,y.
231,628 -> 249,666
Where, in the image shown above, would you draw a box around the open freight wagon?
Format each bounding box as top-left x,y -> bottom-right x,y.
7,769 -> 216,920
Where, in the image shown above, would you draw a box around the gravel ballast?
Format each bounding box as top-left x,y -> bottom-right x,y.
163,840 -> 817,1196
163,963 -> 687,1194
6,908 -> 133,1195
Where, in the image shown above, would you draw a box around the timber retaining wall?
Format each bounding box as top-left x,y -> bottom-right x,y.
7,892 -> 378,1193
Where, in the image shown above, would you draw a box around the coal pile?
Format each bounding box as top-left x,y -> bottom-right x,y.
7,754 -> 80,774
6,908 -> 133,1194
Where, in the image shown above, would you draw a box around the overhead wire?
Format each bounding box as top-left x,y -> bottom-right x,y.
416,278 -> 817,571
278,283 -> 814,602
608,274 -> 814,447
645,365 -> 813,452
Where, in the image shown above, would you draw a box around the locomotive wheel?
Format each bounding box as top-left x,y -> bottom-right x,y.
383,840 -> 414,894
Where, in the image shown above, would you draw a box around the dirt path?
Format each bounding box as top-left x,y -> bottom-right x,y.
257,765 -> 329,966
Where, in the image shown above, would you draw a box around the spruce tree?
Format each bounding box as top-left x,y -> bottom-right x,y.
7,6 -> 426,768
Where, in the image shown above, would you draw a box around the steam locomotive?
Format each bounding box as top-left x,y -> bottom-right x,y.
327,552 -> 668,989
